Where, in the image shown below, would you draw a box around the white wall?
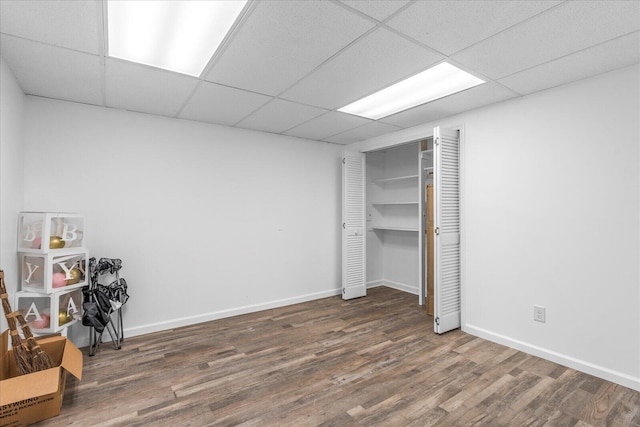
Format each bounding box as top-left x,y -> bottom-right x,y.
353,65 -> 640,391
22,98 -> 343,345
0,58 -> 25,332
7,59 -> 639,391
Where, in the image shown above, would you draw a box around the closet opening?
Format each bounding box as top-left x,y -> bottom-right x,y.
342,127 -> 462,334
365,141 -> 423,300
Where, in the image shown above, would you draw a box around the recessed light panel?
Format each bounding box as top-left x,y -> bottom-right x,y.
338,62 -> 485,120
107,1 -> 247,77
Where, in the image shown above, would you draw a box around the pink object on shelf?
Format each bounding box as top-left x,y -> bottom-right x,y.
31,236 -> 42,249
32,314 -> 50,329
52,272 -> 67,288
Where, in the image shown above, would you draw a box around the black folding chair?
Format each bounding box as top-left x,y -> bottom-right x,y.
83,258 -> 129,356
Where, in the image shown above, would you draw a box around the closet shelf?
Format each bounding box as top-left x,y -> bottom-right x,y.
370,225 -> 419,232
371,174 -> 418,184
371,201 -> 419,205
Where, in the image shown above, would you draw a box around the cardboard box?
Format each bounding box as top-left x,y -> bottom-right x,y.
420,137 -> 433,152
0,331 -> 82,426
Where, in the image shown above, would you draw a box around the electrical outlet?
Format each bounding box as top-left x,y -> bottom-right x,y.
534,305 -> 546,323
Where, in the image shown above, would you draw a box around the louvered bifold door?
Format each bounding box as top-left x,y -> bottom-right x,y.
433,127 -> 461,333
342,151 -> 367,300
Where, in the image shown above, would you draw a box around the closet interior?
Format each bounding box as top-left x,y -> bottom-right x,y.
365,137 -> 434,309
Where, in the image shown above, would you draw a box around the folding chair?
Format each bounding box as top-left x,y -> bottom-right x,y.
83,258 -> 129,356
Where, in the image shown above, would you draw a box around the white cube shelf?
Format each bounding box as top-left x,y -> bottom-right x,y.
14,287 -> 83,333
17,212 -> 84,253
20,250 -> 89,293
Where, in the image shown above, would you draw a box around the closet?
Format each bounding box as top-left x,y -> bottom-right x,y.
366,142 -> 421,297
342,126 -> 461,334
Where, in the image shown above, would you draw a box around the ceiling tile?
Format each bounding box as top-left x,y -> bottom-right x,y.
1,0 -> 638,143
237,99 -> 328,134
387,1 -> 560,56
324,122 -> 403,145
0,0 -> 101,54
451,0 -> 640,79
380,82 -> 518,128
179,82 -> 272,127
498,32 -> 640,95
106,59 -> 199,118
338,0 -> 410,22
0,35 -> 103,105
204,0 -> 374,96
281,27 -> 444,110
284,111 -> 373,141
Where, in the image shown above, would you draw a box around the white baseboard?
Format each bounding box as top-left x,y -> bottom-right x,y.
378,279 -> 418,295
73,288 -> 342,349
464,323 -> 640,392
366,279 -> 384,288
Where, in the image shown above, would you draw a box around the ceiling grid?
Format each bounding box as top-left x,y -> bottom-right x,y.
0,0 -> 637,144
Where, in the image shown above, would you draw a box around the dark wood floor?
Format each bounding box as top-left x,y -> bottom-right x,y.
38,287 -> 639,426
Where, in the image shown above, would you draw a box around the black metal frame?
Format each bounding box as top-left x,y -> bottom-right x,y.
84,258 -> 128,356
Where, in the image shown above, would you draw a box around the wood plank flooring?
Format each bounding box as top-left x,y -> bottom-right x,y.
38,287 -> 639,426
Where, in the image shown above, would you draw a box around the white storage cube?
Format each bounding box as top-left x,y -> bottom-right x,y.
20,251 -> 89,293
14,288 -> 83,333
17,212 -> 84,253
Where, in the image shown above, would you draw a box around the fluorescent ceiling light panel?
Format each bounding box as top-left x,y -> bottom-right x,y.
338,62 -> 485,120
107,0 -> 247,77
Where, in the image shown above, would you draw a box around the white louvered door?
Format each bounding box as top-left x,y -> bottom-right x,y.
433,127 -> 461,333
342,151 -> 366,300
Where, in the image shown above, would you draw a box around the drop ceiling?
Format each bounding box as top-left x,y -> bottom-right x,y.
1,0 -> 638,145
